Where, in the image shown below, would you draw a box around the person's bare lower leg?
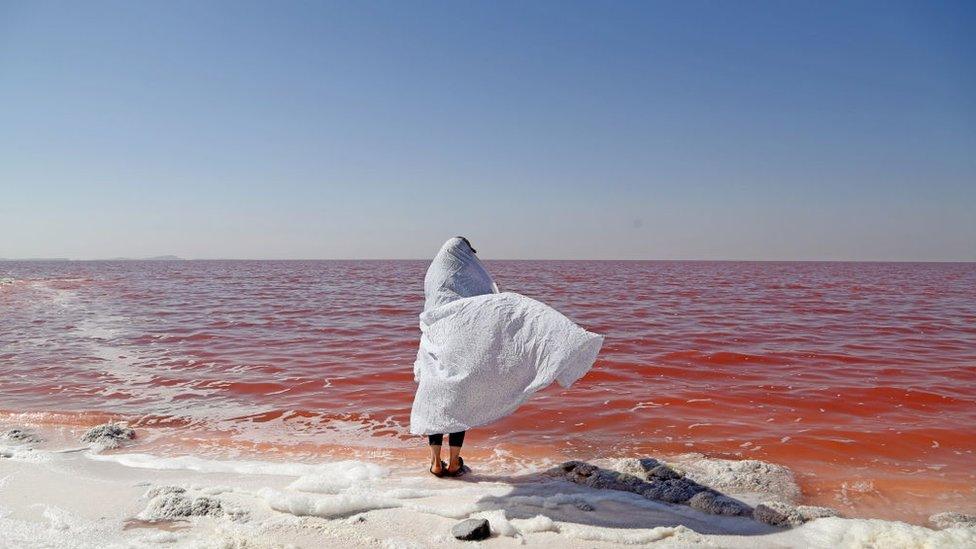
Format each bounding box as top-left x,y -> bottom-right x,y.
447,445 -> 462,473
430,445 -> 443,474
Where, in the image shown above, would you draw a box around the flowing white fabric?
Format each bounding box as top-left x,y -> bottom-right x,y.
410,238 -> 604,435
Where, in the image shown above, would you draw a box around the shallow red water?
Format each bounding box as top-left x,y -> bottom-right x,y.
1,260 -> 974,523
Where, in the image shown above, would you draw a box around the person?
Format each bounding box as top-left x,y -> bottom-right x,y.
410,237 -> 603,478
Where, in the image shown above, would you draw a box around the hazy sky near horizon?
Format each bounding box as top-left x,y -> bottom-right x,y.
1,1 -> 974,260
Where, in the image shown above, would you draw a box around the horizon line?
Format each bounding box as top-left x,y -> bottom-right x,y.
2,257 -> 974,264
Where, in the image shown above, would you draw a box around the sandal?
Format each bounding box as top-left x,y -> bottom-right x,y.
429,460 -> 447,478
445,456 -> 466,477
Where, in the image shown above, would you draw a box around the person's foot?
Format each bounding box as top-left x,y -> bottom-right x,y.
445,456 -> 465,476
430,459 -> 446,477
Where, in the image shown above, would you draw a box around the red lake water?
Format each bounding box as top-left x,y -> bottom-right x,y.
1,260 -> 974,524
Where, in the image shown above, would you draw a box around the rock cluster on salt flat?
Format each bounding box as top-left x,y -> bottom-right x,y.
1,428 -> 43,444
546,460 -> 752,517
139,485 -> 246,522
81,423 -> 135,449
547,458 -> 851,527
688,491 -> 752,517
606,454 -> 801,504
929,512 -> 976,530
752,501 -> 839,527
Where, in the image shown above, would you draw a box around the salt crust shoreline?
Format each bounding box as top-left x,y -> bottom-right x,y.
1,425 -> 975,548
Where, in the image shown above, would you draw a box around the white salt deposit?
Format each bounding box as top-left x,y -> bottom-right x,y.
558,524 -> 693,544
0,442 -> 51,463
510,514 -> 557,534
257,487 -> 402,518
402,501 -> 481,519
473,509 -> 519,537
286,461 -> 389,493
793,516 -> 976,547
2,434 -> 973,549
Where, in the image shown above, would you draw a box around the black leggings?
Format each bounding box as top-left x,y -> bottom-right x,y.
427,431 -> 465,447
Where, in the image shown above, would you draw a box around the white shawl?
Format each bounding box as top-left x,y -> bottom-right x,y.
410,238 -> 604,435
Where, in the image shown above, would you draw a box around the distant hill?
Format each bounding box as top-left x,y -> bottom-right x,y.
105,255 -> 184,261
0,255 -> 183,261
0,257 -> 70,261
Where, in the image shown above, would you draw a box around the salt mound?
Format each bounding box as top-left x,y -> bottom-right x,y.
145,485 -> 187,499
139,485 -> 247,522
140,493 -> 224,520
604,455 -> 801,504
81,423 -> 135,449
1,428 -> 43,444
667,454 -> 801,503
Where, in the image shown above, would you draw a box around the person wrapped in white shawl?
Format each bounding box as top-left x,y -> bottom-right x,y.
411,237 -> 604,477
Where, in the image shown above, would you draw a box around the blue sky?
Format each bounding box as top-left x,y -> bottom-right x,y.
1,1 -> 973,260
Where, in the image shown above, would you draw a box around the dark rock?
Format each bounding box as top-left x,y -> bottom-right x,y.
557,460 -> 584,473
796,505 -> 840,522
647,464 -> 683,480
550,460 -> 706,503
549,459 -> 759,520
688,491 -> 752,516
639,478 -> 708,503
753,501 -> 839,527
752,502 -> 792,527
929,512 -> 976,530
588,471 -> 647,492
452,518 -> 490,541
574,501 -> 595,512
81,423 -> 135,448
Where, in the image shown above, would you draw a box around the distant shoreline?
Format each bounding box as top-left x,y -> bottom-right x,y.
1,258 -> 974,264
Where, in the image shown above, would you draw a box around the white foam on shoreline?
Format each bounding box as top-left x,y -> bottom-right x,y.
257,487 -> 402,518
0,430 -> 969,549
559,523 -> 691,544
511,514 -> 558,533
87,452 -> 389,480
0,442 -> 52,463
288,461 -> 389,493
793,516 -> 976,547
